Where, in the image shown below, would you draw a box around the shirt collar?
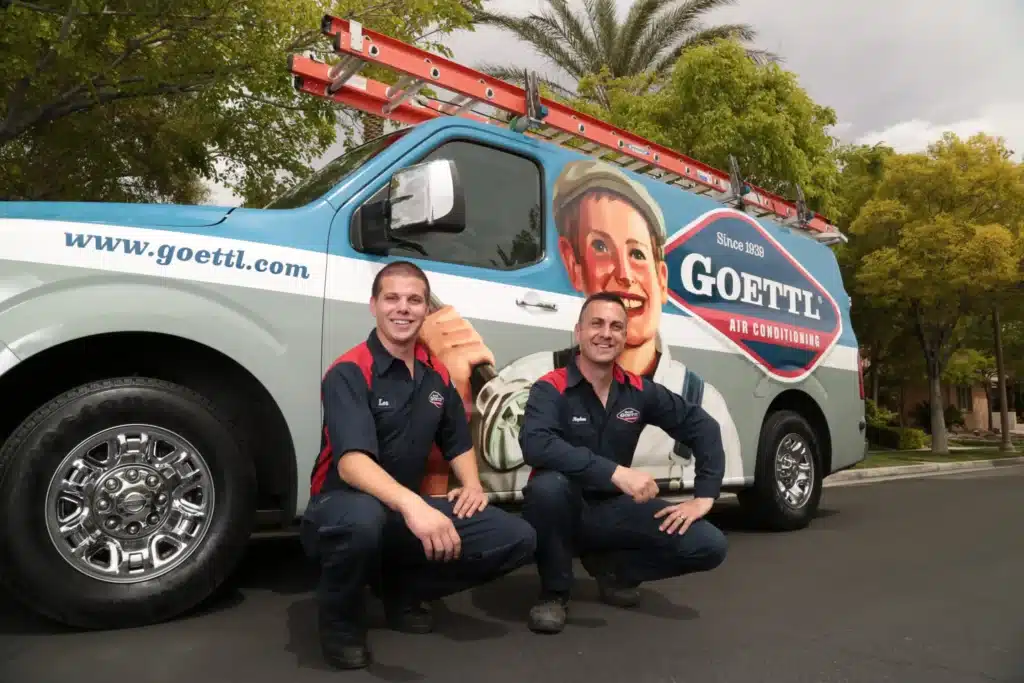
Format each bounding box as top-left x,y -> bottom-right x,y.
565,349 -> 630,388
367,329 -> 430,376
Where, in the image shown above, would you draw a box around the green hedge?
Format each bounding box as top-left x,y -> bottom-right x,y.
866,424 -> 927,450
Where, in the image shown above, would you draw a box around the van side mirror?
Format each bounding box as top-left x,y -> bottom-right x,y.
387,159 -> 466,235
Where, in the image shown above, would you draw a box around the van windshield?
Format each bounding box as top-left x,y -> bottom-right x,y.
263,129 -> 409,209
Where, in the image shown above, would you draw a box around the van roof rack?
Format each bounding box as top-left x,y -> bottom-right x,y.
288,14 -> 847,245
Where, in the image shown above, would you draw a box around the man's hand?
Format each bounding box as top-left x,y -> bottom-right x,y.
419,306 -> 496,404
401,499 -> 462,562
653,497 -> 714,535
611,465 -> 659,503
447,484 -> 488,519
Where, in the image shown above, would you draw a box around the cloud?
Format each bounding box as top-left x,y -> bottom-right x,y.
855,102 -> 1024,159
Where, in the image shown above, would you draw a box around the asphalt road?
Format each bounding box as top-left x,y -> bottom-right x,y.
3,465 -> 1023,683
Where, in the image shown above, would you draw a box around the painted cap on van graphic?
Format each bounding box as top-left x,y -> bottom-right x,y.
664,208 -> 842,383
552,159 -> 667,254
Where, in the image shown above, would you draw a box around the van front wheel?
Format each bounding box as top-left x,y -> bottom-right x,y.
737,410 -> 823,531
0,377 -> 256,630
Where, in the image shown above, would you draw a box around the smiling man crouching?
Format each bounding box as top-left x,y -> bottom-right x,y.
518,292 -> 729,634
300,261 -> 537,668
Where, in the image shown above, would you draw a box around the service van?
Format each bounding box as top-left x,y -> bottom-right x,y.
0,16 -> 866,630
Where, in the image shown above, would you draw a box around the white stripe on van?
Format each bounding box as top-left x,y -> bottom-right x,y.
1,218 -> 861,373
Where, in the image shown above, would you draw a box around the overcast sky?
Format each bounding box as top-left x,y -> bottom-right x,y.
208,0 -> 1024,205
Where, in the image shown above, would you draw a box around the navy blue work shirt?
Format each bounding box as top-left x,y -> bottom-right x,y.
309,329 -> 472,496
519,354 -> 726,500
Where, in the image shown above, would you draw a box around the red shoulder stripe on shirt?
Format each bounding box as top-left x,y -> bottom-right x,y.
324,342 -> 374,388
538,367 -> 569,394
615,365 -> 644,391
417,343 -> 452,386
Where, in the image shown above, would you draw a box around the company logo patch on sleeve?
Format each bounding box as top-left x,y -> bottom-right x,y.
616,408 -> 640,423
428,390 -> 444,408
663,208 -> 843,383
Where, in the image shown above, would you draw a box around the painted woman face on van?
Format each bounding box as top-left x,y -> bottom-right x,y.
560,193 -> 669,349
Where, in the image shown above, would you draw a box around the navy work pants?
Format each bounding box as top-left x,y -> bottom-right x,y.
521,470 -> 729,596
300,489 -> 536,637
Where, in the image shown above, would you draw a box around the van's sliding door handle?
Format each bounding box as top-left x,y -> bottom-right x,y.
516,293 -> 558,312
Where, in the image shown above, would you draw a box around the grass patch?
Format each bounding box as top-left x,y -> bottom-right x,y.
857,447 -> 1020,469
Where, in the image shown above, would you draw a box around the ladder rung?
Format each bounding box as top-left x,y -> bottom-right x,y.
384,76 -> 427,114
326,57 -> 365,94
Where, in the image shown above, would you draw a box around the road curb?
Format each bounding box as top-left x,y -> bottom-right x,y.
825,456 -> 1024,486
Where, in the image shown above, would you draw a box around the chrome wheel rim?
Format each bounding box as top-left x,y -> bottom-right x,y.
45,425 -> 215,584
774,433 -> 815,509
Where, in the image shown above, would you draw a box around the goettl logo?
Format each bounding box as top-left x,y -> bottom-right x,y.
664,208 -> 842,382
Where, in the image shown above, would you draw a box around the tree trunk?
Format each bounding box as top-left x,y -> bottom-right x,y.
992,308 -> 1015,452
927,364 -> 948,454
872,364 -> 880,404
361,112 -> 384,143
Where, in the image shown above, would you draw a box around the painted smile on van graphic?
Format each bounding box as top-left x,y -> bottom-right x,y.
608,290 -> 646,316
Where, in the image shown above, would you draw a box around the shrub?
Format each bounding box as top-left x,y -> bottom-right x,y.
911,401 -> 964,433
865,399 -> 898,427
867,424 -> 927,450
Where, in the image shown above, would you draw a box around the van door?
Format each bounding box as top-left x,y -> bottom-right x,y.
322,126 -> 574,500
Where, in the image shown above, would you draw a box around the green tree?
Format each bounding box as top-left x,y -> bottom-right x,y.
0,0 -> 480,206
472,0 -> 773,106
851,133 -> 1024,454
565,40 -> 841,217
834,142 -> 907,405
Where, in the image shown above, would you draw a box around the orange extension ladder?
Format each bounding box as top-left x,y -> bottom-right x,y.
288,14 -> 847,245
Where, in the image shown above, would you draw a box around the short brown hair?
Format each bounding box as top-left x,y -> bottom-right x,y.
578,291 -> 627,325
371,260 -> 430,299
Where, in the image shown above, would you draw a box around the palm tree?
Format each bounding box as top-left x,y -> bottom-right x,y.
472,0 -> 776,106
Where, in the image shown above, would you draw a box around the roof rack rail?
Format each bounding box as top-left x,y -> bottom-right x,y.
289,15 -> 847,245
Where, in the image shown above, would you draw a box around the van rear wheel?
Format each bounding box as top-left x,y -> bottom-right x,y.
0,377 -> 256,630
737,409 -> 823,531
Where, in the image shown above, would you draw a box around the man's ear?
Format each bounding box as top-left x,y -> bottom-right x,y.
558,236 -> 585,292
369,296 -> 377,317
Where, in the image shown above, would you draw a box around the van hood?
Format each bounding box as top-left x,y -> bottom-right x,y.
0,201 -> 235,228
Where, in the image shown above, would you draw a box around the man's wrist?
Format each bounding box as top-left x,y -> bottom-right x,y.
394,489 -> 426,517
692,496 -> 716,511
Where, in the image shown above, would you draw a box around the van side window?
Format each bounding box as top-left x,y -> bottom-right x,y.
362,140 -> 544,271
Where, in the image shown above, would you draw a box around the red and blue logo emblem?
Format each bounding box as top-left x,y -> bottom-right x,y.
663,208 -> 842,382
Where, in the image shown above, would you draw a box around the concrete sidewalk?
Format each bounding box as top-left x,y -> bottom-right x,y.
826,455 -> 1024,486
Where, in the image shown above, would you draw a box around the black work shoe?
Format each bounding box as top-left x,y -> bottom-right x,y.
580,552 -> 641,608
385,600 -> 434,634
322,641 -> 371,670
528,594 -> 569,634
318,610 -> 371,669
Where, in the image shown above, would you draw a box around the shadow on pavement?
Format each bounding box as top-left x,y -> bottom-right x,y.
0,499 -> 842,639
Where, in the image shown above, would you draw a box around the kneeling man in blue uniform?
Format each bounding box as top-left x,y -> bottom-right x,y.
519,291 -> 729,634
301,261 -> 537,669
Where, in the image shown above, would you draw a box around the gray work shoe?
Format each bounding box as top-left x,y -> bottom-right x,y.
580,552 -> 641,608
528,595 -> 569,634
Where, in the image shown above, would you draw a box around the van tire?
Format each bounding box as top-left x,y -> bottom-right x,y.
0,377 -> 256,630
737,410 -> 823,531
